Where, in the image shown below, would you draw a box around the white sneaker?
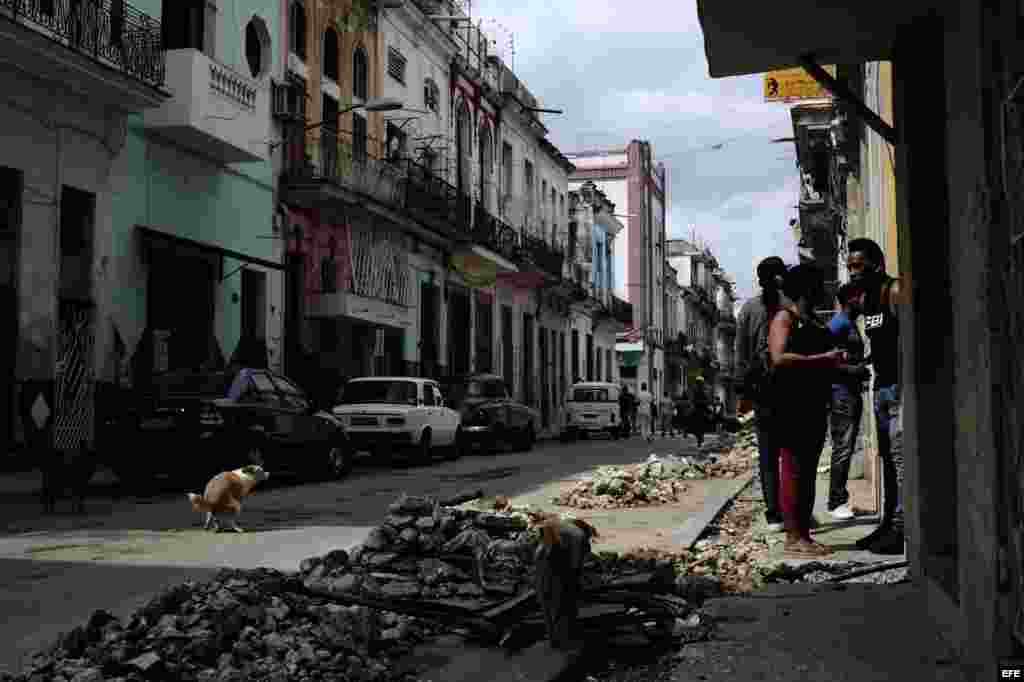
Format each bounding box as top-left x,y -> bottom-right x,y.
829,504 -> 855,520
765,522 -> 785,533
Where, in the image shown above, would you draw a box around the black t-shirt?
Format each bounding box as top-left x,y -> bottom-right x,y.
768,309 -> 834,421
862,276 -> 900,387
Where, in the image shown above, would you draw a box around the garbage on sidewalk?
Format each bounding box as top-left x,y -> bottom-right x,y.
4,493 -> 720,682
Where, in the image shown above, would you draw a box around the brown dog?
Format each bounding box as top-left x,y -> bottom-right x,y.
187,465 -> 269,533
534,515 -> 599,649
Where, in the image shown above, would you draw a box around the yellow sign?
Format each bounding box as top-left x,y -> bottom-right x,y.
764,66 -> 836,102
449,252 -> 497,289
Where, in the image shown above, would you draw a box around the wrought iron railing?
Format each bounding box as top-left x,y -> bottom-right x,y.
519,231 -> 564,279
402,159 -> 465,237
611,296 -> 633,326
471,204 -> 519,261
1,0 -> 166,88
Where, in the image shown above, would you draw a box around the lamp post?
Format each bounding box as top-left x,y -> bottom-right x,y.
302,97 -> 406,132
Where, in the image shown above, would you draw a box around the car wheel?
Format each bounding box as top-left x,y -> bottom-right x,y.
416,429 -> 433,465
521,423 -> 535,451
322,441 -> 353,480
446,429 -> 464,461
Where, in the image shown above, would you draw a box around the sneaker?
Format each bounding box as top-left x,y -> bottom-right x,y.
765,522 -> 785,533
868,528 -> 905,555
855,521 -> 893,550
829,504 -> 855,520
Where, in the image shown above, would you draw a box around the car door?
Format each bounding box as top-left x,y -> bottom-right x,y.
431,383 -> 455,444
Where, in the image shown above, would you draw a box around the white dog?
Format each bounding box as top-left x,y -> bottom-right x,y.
186,465 -> 270,533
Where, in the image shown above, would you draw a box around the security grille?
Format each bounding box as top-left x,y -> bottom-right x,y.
387,46 -> 407,84
53,300 -> 95,451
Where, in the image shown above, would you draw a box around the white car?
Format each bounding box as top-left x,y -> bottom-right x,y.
561,381 -> 623,441
331,377 -> 463,464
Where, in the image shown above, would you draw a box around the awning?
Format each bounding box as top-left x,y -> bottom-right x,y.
136,226 -> 285,273
616,341 -> 643,352
696,0 -> 934,78
619,350 -> 643,368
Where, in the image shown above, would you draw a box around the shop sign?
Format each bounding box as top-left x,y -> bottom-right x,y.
763,65 -> 836,102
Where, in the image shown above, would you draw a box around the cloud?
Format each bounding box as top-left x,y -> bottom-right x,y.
469,0 -> 803,302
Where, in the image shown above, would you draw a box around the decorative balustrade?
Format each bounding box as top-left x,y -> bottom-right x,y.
1,0 -> 165,88
209,62 -> 256,109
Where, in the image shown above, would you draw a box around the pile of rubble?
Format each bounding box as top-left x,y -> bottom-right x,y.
679,493 -> 774,594
6,493 -> 719,682
6,567 -> 435,682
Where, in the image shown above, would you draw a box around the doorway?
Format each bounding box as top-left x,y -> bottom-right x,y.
538,326 -> 548,427
419,281 -> 438,378
522,313 -> 534,406
241,268 -> 267,342
502,305 -> 513,393
0,168 -> 20,455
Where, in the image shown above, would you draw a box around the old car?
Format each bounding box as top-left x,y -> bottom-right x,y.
439,374 -> 540,453
562,381 -> 623,441
110,367 -> 352,486
331,377 -> 462,465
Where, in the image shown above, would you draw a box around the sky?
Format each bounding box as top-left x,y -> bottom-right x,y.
470,0 -> 801,301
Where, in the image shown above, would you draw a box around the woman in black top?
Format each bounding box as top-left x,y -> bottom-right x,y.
767,264 -> 845,557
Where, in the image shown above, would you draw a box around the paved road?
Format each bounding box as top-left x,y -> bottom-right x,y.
0,432 -> 734,675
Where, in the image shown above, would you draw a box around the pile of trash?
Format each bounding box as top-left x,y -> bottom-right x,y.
680,493 -> 774,594
6,492 -> 720,682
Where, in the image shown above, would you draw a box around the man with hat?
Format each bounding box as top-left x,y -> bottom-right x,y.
736,256 -> 790,532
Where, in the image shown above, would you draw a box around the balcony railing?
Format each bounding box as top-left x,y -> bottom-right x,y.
519,231 -> 564,279
472,204 -> 519,261
281,122 -> 467,238
1,0 -> 165,88
611,296 -> 633,326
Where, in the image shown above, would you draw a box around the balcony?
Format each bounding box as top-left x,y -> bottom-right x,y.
0,0 -> 166,110
611,296 -> 633,326
280,122 -> 468,240
519,231 -> 564,280
471,204 -> 520,262
144,48 -> 268,163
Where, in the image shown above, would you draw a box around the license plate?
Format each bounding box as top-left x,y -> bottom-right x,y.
583,414 -> 597,420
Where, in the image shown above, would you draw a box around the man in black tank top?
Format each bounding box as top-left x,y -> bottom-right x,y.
847,238 -> 907,555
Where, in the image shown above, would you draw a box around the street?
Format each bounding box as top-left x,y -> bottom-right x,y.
0,432 -> 732,675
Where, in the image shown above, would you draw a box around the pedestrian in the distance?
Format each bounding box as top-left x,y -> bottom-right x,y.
661,391 -> 675,437
618,384 -> 632,438
674,391 -> 690,439
826,283 -> 871,521
735,256 -> 790,532
767,262 -> 845,558
689,377 -> 710,448
635,382 -> 654,443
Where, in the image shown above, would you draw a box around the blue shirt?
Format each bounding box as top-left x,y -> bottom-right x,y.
827,310 -> 866,387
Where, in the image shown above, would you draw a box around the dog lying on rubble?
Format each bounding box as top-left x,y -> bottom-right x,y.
187,465 -> 269,533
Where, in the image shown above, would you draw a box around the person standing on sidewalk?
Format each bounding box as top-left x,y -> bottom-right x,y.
826,283 -> 871,521
736,256 -> 790,532
618,384 -> 632,438
767,263 -> 845,557
847,238 -> 907,555
689,377 -> 710,448
635,382 -> 654,443
660,391 -> 675,437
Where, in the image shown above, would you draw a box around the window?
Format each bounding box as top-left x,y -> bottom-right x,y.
249,372 -> 281,405
524,160 -> 534,219
323,28 -> 339,81
289,1 -> 306,61
606,349 -> 612,381
353,47 -> 368,100
244,17 -> 271,79
571,387 -> 610,402
352,113 -> 368,162
338,379 -> 418,405
385,121 -> 407,161
424,78 -> 439,113
60,186 -> 94,301
162,0 -> 206,52
271,375 -> 310,411
501,141 -> 513,208
387,46 -> 407,84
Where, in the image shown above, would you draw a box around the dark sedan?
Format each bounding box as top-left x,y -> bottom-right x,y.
439,374 -> 540,453
108,367 -> 352,486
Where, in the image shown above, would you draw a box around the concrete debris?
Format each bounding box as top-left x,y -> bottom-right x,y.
3,489 -> 724,682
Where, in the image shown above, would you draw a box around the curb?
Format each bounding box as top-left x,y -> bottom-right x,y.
670,472 -> 756,551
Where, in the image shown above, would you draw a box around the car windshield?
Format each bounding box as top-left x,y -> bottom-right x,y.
572,388 -> 610,402
338,380 -> 418,405
466,380 -> 506,399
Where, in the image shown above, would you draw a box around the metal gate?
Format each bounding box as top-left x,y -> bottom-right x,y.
53,300 -> 95,452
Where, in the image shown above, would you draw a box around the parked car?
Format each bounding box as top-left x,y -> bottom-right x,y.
562,381 -> 623,441
331,377 -> 463,465
439,374 -> 540,453
109,367 -> 352,486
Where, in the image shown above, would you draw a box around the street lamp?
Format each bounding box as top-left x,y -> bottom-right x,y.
302,97 -> 406,132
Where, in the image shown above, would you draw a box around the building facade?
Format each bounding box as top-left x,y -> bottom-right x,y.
0,0 -> 169,459
568,142 -> 667,397
666,238 -> 722,395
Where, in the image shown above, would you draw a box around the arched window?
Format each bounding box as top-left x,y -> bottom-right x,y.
244,17 -> 271,79
456,101 -> 472,195
423,78 -> 440,114
323,28 -> 339,81
353,47 -> 368,100
478,124 -> 493,211
289,1 -> 306,61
